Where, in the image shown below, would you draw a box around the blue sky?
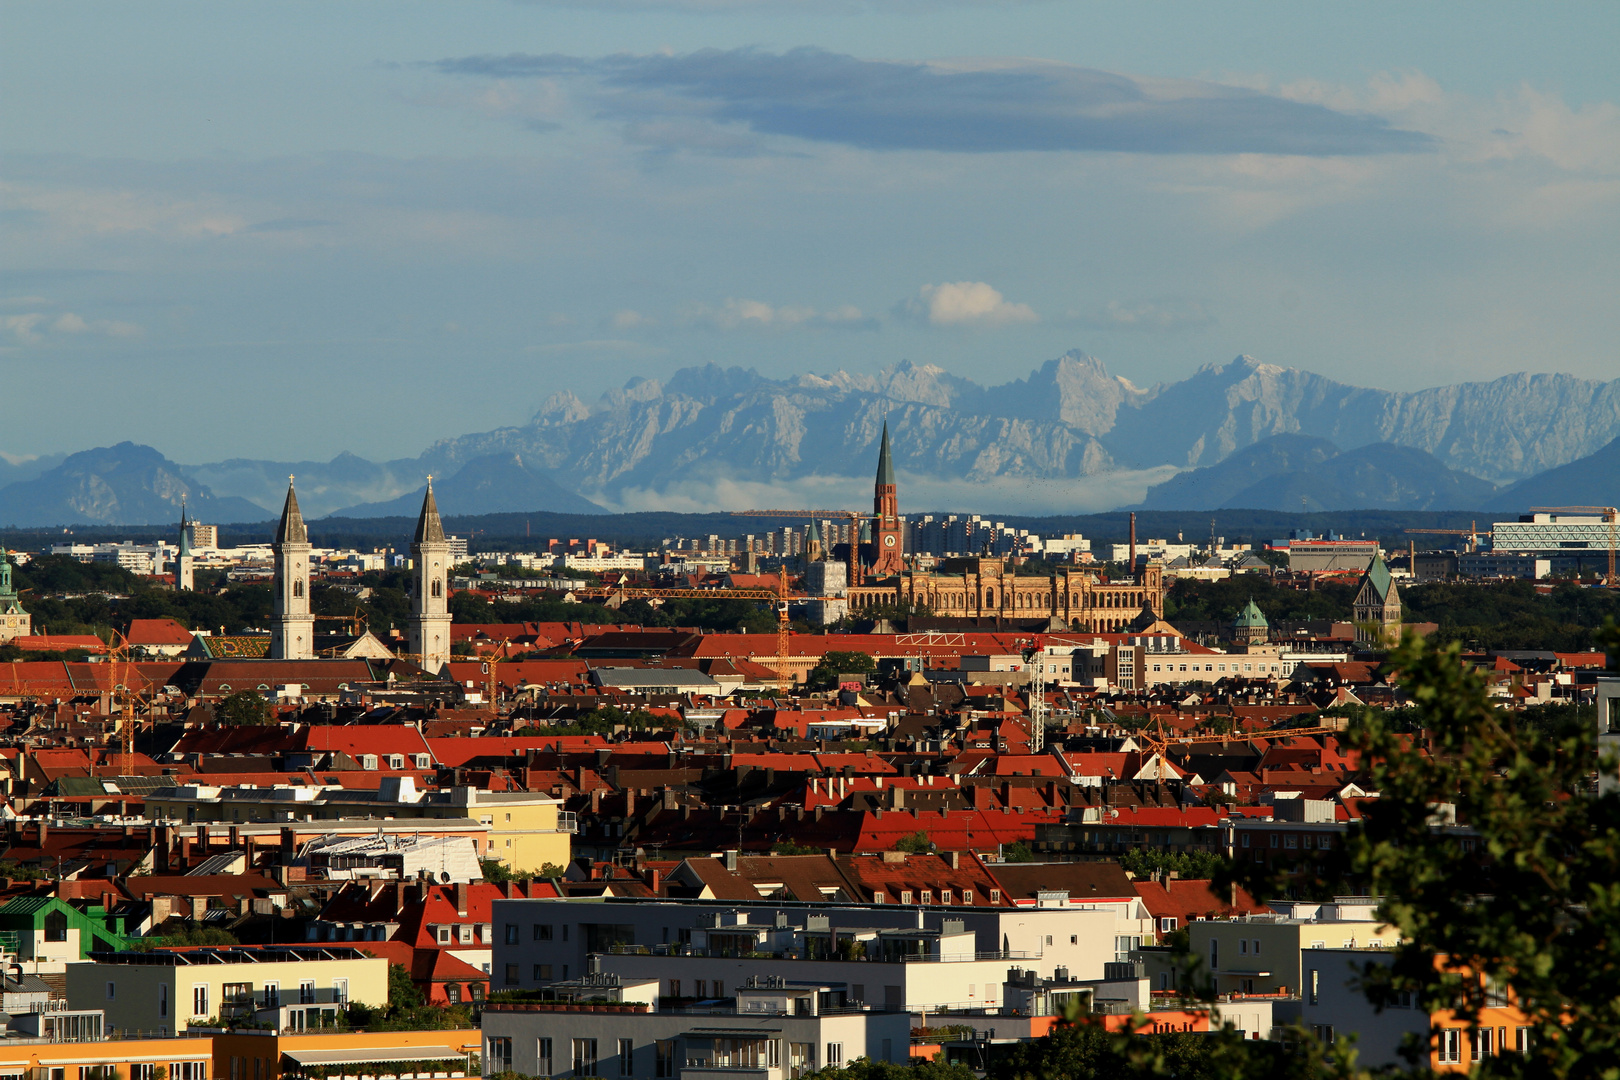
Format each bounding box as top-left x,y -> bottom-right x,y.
4,1 -> 1618,464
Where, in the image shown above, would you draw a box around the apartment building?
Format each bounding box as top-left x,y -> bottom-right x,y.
65,946 -> 387,1034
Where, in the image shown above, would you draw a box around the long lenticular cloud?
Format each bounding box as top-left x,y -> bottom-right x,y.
431,47 -> 1435,156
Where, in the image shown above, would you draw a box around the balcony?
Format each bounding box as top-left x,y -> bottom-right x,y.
557,812 -> 578,833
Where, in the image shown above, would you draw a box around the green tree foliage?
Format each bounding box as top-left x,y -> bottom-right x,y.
1164,576 -> 1359,625
1402,580 -> 1620,652
131,925 -> 240,950
344,963 -> 473,1032
216,690 -> 274,726
1000,841 -> 1036,863
529,704 -> 672,736
481,860 -> 567,883
771,839 -> 822,856
1116,848 -> 1228,881
893,830 -> 935,854
802,1058 -> 978,1080
806,650 -> 878,691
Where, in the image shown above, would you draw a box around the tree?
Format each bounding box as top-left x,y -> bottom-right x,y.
806,650 -> 877,691
1001,841 -> 1036,863
803,1057 -> 977,1080
216,690 -> 273,726
893,830 -> 935,854
1227,619 -> 1620,1078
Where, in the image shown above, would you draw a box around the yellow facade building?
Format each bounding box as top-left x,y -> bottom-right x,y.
848,557 -> 1166,632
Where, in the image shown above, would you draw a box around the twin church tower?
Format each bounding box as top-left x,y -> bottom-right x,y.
268,479 -> 452,672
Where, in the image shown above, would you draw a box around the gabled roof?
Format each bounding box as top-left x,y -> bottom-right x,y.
126,618 -> 195,646
988,860 -> 1139,903
1358,554 -> 1394,602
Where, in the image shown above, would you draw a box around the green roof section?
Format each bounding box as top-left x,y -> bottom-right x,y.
875,421 -> 896,487
0,895 -> 133,957
1362,553 -> 1394,600
1232,598 -> 1269,628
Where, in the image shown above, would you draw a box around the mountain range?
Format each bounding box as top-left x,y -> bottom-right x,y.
4,354 -> 1619,526
1138,436 -> 1502,512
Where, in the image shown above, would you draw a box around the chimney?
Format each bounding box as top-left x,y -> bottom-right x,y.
724,850 -> 739,871
648,869 -> 661,894
948,850 -> 960,869
454,882 -> 470,916
1129,512 -> 1137,582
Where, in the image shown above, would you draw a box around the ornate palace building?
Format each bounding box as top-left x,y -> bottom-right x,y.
841,433 -> 1166,630
846,555 -> 1165,631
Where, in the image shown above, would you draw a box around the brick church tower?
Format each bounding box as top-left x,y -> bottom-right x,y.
871,422 -> 904,575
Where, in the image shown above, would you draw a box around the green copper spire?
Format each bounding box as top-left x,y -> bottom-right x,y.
178,499 -> 192,558
875,421 -> 895,487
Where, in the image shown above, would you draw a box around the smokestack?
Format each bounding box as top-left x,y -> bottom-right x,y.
1129,513 -> 1137,582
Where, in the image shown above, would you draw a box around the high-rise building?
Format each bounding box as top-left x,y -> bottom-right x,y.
270,481 -> 313,660
410,479 -> 453,675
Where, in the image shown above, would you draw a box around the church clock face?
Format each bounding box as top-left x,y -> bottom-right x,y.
884,535 -> 896,547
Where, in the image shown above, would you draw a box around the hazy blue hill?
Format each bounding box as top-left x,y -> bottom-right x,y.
330,453 -> 606,518
0,443 -> 267,527
1139,434 -> 1342,510
1484,436 -> 1620,513
1221,443 -> 1499,512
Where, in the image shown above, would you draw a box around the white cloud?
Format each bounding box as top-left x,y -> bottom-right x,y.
1074,298 -> 1215,333
898,281 -> 1037,327
684,298 -> 878,331
2,310 -> 142,344
611,309 -> 651,329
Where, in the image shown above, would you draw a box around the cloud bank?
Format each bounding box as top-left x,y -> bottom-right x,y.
897,281 -> 1037,327
431,48 -> 1435,157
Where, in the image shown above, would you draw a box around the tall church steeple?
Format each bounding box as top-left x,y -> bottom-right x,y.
410,477 -> 452,674
871,421 -> 904,575
271,479 -> 313,659
175,499 -> 195,592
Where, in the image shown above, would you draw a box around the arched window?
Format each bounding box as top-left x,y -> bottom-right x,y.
985,588 -> 995,607
431,579 -> 443,599
292,580 -> 303,599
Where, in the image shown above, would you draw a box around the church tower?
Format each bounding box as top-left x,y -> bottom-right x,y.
0,548 -> 32,645
410,478 -> 453,674
270,480 -> 313,660
175,500 -> 195,592
871,422 -> 904,575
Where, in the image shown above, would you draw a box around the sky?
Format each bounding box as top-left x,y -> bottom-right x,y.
4,1 -> 1618,466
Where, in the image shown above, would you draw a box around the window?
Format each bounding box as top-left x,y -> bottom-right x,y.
416,754 -> 432,768
1045,935 -> 1053,946
44,909 -> 68,942
989,889 -> 1001,904
1439,1029 -> 1462,1063
488,1037 -> 513,1074
538,1039 -> 554,1077
133,1067 -> 157,1080
1240,939 -> 1248,955
505,924 -> 520,944
572,1038 -> 598,1077
504,964 -> 519,986
900,891 -> 913,904
694,980 -> 707,998
1285,834 -> 1298,849
104,981 -> 116,1001
1071,935 -> 1079,944
1312,1025 -> 1335,1043
1159,918 -> 1178,933
940,889 -> 952,904
668,979 -> 681,999
262,982 -> 279,1008
1241,833 -> 1251,848
192,984 -> 209,1017
962,891 -> 973,905
389,755 -> 405,769
1252,939 -> 1261,956
655,1040 -> 676,1079
1308,969 -> 1319,1005
1209,939 -> 1219,970
1473,1028 -> 1493,1059
562,924 -> 569,940
827,1044 -> 844,1068
175,1064 -> 208,1080
1270,834 -> 1279,848
300,980 -> 315,1005
159,984 -> 168,1018
873,892 -> 886,904
459,925 -> 473,944
535,923 -> 554,941
920,891 -> 933,904
534,964 -> 552,981
447,984 -> 461,1004
1516,1027 -> 1533,1054
333,979 -> 348,1005
618,1039 -> 634,1076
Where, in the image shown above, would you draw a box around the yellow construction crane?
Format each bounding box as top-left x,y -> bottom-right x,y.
1403,522 -> 1488,553
479,638 -> 510,712
105,630 -> 148,777
1529,506 -> 1619,586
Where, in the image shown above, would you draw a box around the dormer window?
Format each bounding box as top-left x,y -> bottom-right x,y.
989,889 -> 1001,904
919,890 -> 932,904
940,889 -> 953,904
415,754 -> 432,769
962,891 -> 973,905
389,755 -> 405,770
362,755 -> 379,770
900,891 -> 914,904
